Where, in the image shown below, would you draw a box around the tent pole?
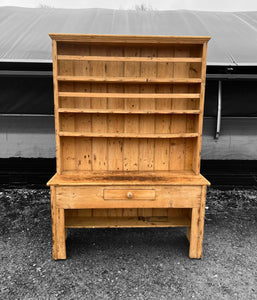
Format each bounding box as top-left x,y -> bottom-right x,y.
215,80 -> 222,139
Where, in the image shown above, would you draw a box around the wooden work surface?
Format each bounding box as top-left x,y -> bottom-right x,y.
47,171 -> 210,186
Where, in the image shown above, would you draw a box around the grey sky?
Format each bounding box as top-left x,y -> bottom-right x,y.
1,0 -> 257,11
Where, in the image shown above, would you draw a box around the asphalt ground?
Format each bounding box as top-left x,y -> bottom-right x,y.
0,187 -> 256,299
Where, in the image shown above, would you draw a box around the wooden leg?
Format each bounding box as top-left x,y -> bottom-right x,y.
189,186 -> 207,259
51,186 -> 66,260
189,207 -> 200,258
186,227 -> 191,243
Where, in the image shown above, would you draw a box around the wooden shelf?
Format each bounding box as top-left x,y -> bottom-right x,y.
59,132 -> 199,138
58,108 -> 201,115
65,216 -> 191,228
58,92 -> 200,99
57,75 -> 202,84
57,55 -> 202,63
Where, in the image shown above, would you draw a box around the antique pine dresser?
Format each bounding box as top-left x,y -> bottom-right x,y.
47,34 -> 210,260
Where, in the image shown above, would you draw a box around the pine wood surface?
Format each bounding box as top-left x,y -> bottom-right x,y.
57,75 -> 202,83
54,185 -> 202,209
57,55 -> 203,62
49,33 -> 210,44
49,34 -> 210,259
58,92 -> 201,98
58,108 -> 201,114
47,171 -> 210,186
65,216 -> 191,228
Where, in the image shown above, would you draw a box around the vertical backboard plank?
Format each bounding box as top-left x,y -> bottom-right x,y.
170,47 -> 190,170
139,47 -> 156,171
154,47 -> 174,171
107,47 -> 124,173
73,45 -> 92,171
61,137 -> 76,171
60,114 -> 75,171
90,46 -> 108,171
106,46 -> 124,218
123,47 -> 140,171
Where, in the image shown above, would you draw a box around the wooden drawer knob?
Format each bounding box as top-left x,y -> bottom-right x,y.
127,192 -> 133,199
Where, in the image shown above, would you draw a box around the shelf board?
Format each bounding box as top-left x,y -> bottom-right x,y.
57,55 -> 202,63
57,75 -> 202,84
58,108 -> 201,115
65,216 -> 191,228
58,92 -> 201,99
59,132 -> 199,138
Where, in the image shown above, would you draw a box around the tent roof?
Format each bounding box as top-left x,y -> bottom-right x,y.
1,6 -> 257,66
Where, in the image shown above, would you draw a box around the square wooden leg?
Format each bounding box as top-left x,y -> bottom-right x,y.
51,186 -> 66,260
189,186 -> 207,259
186,226 -> 191,243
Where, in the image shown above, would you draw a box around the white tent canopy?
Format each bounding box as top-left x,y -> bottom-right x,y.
1,7 -> 257,65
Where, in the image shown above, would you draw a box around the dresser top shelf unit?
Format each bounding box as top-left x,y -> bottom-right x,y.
50,33 -> 210,176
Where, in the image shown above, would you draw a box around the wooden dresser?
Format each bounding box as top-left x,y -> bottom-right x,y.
47,34 -> 210,260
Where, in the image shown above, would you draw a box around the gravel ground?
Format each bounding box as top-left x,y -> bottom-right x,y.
0,186 -> 256,299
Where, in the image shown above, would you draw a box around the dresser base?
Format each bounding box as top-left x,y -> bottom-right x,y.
48,172 -> 209,260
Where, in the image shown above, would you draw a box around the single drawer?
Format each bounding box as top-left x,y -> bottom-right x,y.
104,189 -> 156,201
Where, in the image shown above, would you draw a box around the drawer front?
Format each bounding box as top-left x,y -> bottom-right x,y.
104,189 -> 155,200
55,185 -> 202,209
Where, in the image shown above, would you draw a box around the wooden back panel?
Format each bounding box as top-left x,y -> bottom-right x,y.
50,34 -> 210,175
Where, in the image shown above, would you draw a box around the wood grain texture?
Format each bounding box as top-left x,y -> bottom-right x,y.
155,47 -> 173,171
193,42 -> 208,174
138,47 -> 156,171
65,216 -> 191,228
59,92 -> 201,98
49,34 -> 210,259
59,132 -> 198,138
58,108 -> 200,114
50,33 -> 210,44
123,46 -> 140,171
73,44 -> 92,172
55,185 -> 202,209
106,47 -> 124,172
52,41 -> 61,174
47,171 -> 210,186
58,55 -> 203,62
91,46 -> 108,171
197,185 -> 207,257
57,75 -> 202,83
170,47 -> 190,171
189,186 -> 207,258
50,186 -> 66,260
